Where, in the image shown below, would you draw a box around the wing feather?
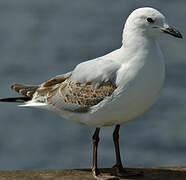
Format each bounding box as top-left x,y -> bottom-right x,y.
33,79 -> 117,113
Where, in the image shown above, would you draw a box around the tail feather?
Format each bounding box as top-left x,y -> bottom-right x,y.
0,84 -> 39,103
11,84 -> 39,98
0,97 -> 31,103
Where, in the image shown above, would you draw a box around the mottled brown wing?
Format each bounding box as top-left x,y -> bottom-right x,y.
11,84 -> 39,98
42,72 -> 72,87
10,72 -> 72,99
34,79 -> 117,113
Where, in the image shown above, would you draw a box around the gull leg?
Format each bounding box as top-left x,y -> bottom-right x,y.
112,125 -> 123,172
92,128 -> 118,180
92,128 -> 100,179
112,125 -> 143,177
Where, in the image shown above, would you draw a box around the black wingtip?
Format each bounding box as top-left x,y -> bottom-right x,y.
0,97 -> 31,103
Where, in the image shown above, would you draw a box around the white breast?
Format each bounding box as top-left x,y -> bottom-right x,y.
84,40 -> 165,127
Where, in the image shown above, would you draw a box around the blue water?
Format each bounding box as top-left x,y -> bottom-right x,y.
0,0 -> 186,170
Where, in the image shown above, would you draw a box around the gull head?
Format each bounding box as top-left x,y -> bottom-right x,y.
123,7 -> 183,40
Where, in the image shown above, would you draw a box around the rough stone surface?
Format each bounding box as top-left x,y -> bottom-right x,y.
1,167 -> 186,180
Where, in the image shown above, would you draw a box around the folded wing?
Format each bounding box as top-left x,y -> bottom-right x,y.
33,78 -> 117,113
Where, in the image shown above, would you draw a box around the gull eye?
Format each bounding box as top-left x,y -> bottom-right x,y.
147,17 -> 155,23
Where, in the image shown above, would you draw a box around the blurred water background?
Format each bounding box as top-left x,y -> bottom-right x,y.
0,0 -> 186,171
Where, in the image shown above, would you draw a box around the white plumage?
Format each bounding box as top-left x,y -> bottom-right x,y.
1,7 -> 182,179
19,7 -> 180,127
10,7 -> 181,128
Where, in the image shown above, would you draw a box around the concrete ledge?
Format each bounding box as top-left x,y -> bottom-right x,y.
1,167 -> 186,180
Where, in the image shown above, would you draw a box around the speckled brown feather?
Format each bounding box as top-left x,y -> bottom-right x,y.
42,76 -> 67,87
34,79 -> 117,111
11,72 -> 116,112
58,80 -> 116,106
11,84 -> 39,98
10,73 -> 72,99
42,72 -> 72,87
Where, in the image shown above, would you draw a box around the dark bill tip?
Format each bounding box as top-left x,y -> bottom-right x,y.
162,26 -> 183,39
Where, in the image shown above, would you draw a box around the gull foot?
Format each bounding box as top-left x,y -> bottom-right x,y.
93,169 -> 119,180
112,166 -> 143,177
93,174 -> 119,180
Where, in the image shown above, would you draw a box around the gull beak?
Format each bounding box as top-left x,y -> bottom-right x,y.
161,26 -> 183,39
